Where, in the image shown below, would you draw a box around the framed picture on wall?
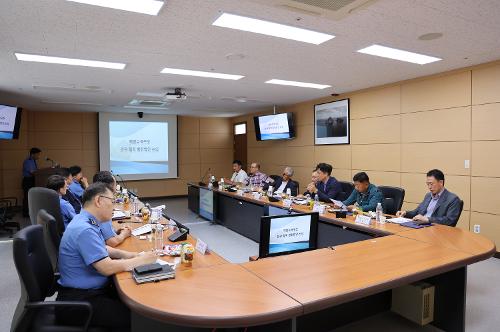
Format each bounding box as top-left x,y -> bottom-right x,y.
314,98 -> 350,145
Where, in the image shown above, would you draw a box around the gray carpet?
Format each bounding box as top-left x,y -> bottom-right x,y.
1,197 -> 498,331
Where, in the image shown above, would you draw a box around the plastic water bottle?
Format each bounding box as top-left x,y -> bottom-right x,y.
314,194 -> 320,208
132,197 -> 139,215
220,178 -> 225,191
286,188 -> 292,198
267,186 -> 273,197
376,202 -> 383,223
154,224 -> 164,254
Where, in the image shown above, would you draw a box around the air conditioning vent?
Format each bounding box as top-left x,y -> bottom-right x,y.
249,0 -> 377,20
128,99 -> 169,107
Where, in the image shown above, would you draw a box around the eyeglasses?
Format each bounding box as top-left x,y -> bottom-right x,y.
99,195 -> 116,204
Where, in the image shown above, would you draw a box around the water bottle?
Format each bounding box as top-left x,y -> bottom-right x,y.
132,197 -> 139,215
376,202 -> 383,223
286,188 -> 292,198
314,194 -> 320,208
154,224 -> 164,254
267,186 -> 273,197
220,178 -> 225,191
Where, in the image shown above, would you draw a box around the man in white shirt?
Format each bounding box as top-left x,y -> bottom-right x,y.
224,160 -> 248,185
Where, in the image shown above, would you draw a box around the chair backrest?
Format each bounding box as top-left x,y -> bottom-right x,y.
451,199 -> 465,227
337,181 -> 354,201
12,225 -> 55,332
37,209 -> 61,271
28,187 -> 64,234
293,180 -> 299,195
269,175 -> 281,184
378,186 -> 405,215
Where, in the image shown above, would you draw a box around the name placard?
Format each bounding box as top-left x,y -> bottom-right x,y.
355,215 -> 372,226
195,239 -> 208,255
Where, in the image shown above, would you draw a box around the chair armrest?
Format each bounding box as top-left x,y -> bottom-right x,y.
25,301 -> 92,331
0,196 -> 18,206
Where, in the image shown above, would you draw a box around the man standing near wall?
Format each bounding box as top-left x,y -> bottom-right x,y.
21,147 -> 41,217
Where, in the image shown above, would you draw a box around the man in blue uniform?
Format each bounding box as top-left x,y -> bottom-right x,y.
21,147 -> 41,217
56,182 -> 156,331
93,170 -> 131,247
46,174 -> 76,229
56,167 -> 82,214
68,165 -> 88,200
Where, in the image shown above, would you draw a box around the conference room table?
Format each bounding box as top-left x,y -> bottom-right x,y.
112,184 -> 496,332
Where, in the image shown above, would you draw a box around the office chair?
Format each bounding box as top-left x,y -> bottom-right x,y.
378,186 -> 405,215
11,225 -> 94,332
0,197 -> 20,237
36,210 -> 61,273
451,199 -> 465,227
269,175 -> 281,184
28,188 -> 64,236
337,181 -> 354,201
293,180 -> 299,195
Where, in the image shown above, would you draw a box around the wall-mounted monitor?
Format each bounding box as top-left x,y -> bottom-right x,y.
259,212 -> 318,258
0,104 -> 22,140
254,112 -> 295,141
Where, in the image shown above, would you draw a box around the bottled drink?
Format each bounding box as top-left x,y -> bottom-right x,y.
376,202 -> 383,223
154,224 -> 164,254
267,186 -> 274,197
220,178 -> 225,191
314,194 -> 320,207
286,188 -> 292,198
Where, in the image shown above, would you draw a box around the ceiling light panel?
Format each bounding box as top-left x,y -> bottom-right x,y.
357,44 -> 441,65
15,53 -> 126,69
213,13 -> 334,45
265,79 -> 331,89
160,67 -> 244,80
66,0 -> 164,15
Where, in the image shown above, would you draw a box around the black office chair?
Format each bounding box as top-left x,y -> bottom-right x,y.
0,197 -> 21,237
28,187 -> 64,236
451,199 -> 465,227
269,175 -> 281,184
292,180 -> 300,195
11,225 -> 93,332
37,210 -> 61,273
337,181 -> 354,201
378,186 -> 405,215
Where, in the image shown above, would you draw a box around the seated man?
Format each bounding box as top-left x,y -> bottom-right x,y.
300,169 -> 319,197
224,160 -> 248,186
68,165 -> 89,200
310,163 -> 342,202
93,171 -> 132,247
57,167 -> 82,214
247,162 -> 268,188
265,167 -> 298,196
397,169 -> 462,226
46,174 -> 76,229
56,182 -> 156,331
337,172 -> 383,212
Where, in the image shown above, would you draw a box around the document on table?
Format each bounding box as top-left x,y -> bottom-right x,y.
330,199 -> 347,210
386,217 -> 413,224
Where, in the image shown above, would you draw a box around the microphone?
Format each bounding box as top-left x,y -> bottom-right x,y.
198,167 -> 211,186
111,170 -> 127,191
46,157 -> 56,168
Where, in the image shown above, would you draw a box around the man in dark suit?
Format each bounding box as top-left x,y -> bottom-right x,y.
265,166 -> 298,196
397,169 -> 462,226
309,163 -> 342,202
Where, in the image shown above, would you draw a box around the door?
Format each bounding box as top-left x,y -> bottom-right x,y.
233,122 -> 247,170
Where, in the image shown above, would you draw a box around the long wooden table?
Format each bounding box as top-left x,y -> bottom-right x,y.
113,185 -> 496,332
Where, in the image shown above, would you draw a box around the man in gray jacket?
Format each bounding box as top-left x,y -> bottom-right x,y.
396,169 -> 463,226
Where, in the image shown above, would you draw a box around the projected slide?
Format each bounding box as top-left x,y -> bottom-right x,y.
258,114 -> 290,140
0,105 -> 18,139
109,121 -> 168,175
269,215 -> 311,254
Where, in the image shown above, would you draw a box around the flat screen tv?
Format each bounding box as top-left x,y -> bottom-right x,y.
0,104 -> 22,140
259,212 -> 318,258
254,112 -> 295,141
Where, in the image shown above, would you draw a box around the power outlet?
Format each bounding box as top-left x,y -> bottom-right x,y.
464,160 -> 470,169
473,224 -> 480,234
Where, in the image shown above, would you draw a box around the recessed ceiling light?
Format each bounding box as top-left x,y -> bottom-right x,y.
357,44 -> 441,65
212,13 -> 334,45
265,79 -> 331,89
160,67 -> 244,80
15,53 -> 126,69
66,0 -> 164,16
